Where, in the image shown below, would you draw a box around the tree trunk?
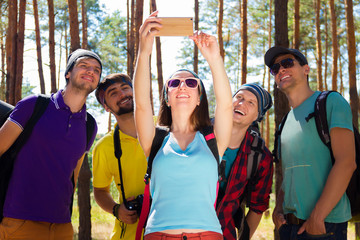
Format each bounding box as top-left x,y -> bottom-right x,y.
356,222 -> 360,240
108,112 -> 112,133
344,8 -> 359,236
292,0 -> 300,49
33,0 -> 45,94
6,0 -> 17,104
274,0 -> 290,239
314,0 -> 323,91
266,0 -> 273,148
81,0 -> 88,49
68,0 -> 81,52
339,51 -> 344,95
217,0 -> 225,60
324,3 -> 329,91
329,0 -> 338,91
240,0 -> 247,85
150,0 -> 164,98
128,0 -> 136,77
133,0 -> 144,77
344,0 -> 358,133
48,0 -> 57,93
1,34 -> 5,100
14,0 -> 26,103
57,32 -> 64,91
77,155 -> 92,240
193,0 -> 199,73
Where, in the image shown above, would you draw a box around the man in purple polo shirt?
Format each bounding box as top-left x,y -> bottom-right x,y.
0,49 -> 101,240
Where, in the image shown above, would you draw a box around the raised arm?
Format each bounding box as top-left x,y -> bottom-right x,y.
190,32 -> 232,157
133,12 -> 162,157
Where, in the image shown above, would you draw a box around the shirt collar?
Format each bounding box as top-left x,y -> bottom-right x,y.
52,89 -> 87,119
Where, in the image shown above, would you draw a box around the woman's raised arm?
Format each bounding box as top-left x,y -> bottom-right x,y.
190,32 -> 233,157
133,11 -> 162,157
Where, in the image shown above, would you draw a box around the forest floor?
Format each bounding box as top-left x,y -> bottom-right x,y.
71,194 -> 357,240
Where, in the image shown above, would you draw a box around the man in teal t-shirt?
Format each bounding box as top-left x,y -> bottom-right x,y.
264,47 -> 356,240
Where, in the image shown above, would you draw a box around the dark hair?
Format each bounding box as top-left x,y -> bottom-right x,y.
157,75 -> 211,131
95,73 -> 132,105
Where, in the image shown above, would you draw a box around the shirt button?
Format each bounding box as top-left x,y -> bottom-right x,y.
69,124 -> 71,128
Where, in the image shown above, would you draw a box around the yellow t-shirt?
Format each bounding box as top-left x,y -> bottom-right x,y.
92,125 -> 147,240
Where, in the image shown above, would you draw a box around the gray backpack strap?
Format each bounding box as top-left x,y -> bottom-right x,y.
247,135 -> 264,180
245,133 -> 265,207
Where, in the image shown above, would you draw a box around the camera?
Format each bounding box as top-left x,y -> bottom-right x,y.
125,194 -> 143,216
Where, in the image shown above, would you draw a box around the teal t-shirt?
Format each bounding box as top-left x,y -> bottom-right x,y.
281,91 -> 353,223
220,148 -> 239,190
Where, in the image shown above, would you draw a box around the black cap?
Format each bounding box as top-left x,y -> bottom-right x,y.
264,46 -> 308,67
65,49 -> 102,81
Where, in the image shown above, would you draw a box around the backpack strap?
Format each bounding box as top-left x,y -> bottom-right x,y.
305,91 -> 336,164
86,113 -> 96,150
245,129 -> 266,207
11,95 -> 51,156
144,127 -> 170,184
199,125 -> 222,181
136,126 -> 169,240
0,95 -> 50,222
0,100 -> 14,126
113,125 -> 128,205
199,125 -> 220,164
272,113 -> 289,162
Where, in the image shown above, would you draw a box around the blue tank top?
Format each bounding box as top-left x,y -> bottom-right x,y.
145,131 -> 222,235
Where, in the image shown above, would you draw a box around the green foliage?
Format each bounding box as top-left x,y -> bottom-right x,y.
21,79 -> 36,98
88,10 -> 127,76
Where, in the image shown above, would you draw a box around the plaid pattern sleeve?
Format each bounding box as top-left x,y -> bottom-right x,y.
249,146 -> 273,213
216,130 -> 274,240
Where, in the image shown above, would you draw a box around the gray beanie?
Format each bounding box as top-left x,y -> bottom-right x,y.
233,83 -> 272,122
65,49 -> 102,81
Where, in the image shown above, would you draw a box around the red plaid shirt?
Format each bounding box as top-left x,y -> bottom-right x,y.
216,130 -> 273,240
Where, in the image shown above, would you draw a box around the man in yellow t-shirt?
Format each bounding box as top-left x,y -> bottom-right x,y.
93,73 -> 147,239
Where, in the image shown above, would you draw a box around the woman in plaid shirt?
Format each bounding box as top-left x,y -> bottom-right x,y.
216,83 -> 274,240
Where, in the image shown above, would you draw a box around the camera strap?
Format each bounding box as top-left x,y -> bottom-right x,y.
113,125 -> 128,205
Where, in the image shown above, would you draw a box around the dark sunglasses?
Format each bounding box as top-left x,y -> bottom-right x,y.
167,78 -> 199,88
270,58 -> 295,76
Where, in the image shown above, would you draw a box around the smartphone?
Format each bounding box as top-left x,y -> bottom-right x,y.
155,17 -> 193,36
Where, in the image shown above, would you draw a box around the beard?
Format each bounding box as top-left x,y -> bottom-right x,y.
113,97 -> 134,116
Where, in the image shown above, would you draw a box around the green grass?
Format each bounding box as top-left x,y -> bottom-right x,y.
72,194 -> 113,240
71,192 -> 358,239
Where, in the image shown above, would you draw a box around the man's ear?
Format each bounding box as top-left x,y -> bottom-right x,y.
65,72 -> 71,79
304,64 -> 310,75
103,103 -> 111,113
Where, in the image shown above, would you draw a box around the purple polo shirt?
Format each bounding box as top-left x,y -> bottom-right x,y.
4,90 -> 97,223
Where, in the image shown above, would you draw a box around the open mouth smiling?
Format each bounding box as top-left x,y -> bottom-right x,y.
235,109 -> 245,116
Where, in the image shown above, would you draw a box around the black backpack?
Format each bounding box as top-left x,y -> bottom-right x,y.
0,95 -> 96,222
273,91 -> 360,222
135,125 -> 220,240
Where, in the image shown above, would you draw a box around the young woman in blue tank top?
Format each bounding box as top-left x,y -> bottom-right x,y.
133,11 -> 233,240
